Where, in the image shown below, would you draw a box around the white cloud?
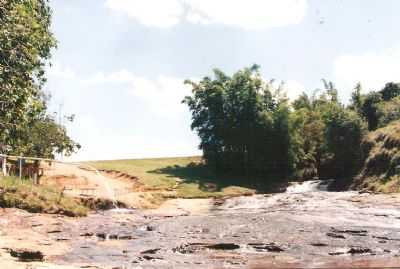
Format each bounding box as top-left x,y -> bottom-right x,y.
334,46 -> 400,99
84,70 -> 191,118
47,63 -> 76,79
104,0 -> 307,30
282,80 -> 306,101
104,0 -> 183,28
186,0 -> 307,30
128,75 -> 191,117
84,70 -> 136,85
65,115 -> 200,161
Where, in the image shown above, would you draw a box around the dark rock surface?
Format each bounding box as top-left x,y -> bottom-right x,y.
6,182 -> 400,268
9,248 -> 44,262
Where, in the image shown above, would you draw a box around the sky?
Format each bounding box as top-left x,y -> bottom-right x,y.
45,0 -> 400,161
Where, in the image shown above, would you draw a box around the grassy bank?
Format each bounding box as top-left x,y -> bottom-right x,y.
89,157 -> 257,199
352,121 -> 400,192
0,177 -> 88,216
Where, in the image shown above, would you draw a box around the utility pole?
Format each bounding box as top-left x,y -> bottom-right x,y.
58,103 -> 64,161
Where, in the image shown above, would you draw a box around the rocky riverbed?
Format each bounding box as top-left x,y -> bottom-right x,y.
1,181 -> 400,268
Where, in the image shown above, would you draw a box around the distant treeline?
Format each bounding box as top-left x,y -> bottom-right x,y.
183,65 -> 400,181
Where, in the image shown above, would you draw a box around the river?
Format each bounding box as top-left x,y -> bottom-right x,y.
2,180 -> 400,268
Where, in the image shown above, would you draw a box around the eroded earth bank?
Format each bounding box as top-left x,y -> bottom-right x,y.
2,181 -> 400,268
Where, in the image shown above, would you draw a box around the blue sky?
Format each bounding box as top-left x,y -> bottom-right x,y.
45,0 -> 400,161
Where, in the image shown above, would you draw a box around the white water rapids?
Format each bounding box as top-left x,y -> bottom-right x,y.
285,179 -> 333,193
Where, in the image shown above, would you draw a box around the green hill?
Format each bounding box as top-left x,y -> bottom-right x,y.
88,156 -> 255,198
352,121 -> 400,192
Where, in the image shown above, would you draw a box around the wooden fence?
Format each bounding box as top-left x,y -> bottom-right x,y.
0,154 -> 76,184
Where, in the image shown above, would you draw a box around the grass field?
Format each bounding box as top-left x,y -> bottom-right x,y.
88,156 -> 256,199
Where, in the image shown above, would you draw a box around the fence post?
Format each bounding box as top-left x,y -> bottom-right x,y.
2,157 -> 7,176
19,157 -> 22,180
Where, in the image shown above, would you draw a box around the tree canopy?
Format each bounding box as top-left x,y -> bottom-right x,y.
184,66 -> 400,183
0,0 -> 79,158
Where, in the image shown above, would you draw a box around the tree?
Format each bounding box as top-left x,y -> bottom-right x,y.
183,65 -> 292,179
361,92 -> 382,131
380,82 -> 400,101
0,0 -> 57,154
290,81 -> 366,180
0,0 -> 79,159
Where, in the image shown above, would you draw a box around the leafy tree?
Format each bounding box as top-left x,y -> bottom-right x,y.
0,0 -> 79,158
0,0 -> 57,154
380,82 -> 400,101
184,65 -> 292,179
322,106 -> 365,179
350,83 -> 363,114
16,111 -> 80,159
361,92 -> 382,131
291,81 -> 365,180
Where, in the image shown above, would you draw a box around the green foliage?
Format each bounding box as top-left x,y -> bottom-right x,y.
184,65 -> 292,178
184,67 -> 368,181
349,82 -> 400,131
377,97 -> 400,128
361,91 -> 382,131
291,83 -> 366,180
17,113 -> 81,158
380,82 -> 400,101
0,0 -> 79,158
353,121 -> 400,192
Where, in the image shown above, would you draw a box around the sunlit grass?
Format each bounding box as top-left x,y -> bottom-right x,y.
0,176 -> 88,216
88,156 -> 255,199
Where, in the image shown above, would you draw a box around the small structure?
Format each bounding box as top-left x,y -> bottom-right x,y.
0,155 -> 43,184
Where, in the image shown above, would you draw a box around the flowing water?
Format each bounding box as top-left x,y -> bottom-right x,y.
18,180 -> 400,268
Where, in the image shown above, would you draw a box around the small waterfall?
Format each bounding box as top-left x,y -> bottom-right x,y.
78,163 -> 119,209
286,180 -> 333,194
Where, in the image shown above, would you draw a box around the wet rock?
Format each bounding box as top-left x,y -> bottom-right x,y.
56,238 -> 70,241
80,232 -> 94,237
141,255 -> 163,261
329,251 -> 345,256
141,248 -> 161,254
248,243 -> 284,252
96,233 -> 107,240
47,229 -> 62,234
172,243 -> 202,254
348,246 -> 372,254
331,228 -> 368,236
374,214 -> 389,217
326,232 -> 345,239
310,243 -> 328,247
329,246 -> 372,256
118,235 -> 134,240
206,243 -> 240,250
108,234 -> 118,240
373,235 -> 400,241
213,198 -> 225,206
9,248 -> 44,262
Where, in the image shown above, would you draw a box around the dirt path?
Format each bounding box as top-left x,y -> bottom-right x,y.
41,162 -> 165,209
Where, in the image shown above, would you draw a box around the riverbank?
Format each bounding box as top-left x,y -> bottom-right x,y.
2,182 -> 400,268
